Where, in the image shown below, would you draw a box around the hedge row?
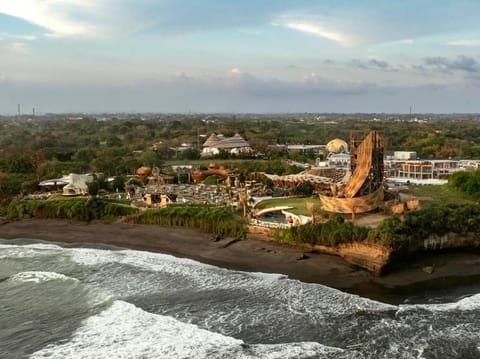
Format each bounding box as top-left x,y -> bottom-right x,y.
286,214 -> 369,246
7,197 -> 137,221
127,205 -> 246,239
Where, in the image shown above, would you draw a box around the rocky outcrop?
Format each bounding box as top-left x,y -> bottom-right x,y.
247,226 -> 480,276
246,225 -> 393,275
312,242 -> 393,276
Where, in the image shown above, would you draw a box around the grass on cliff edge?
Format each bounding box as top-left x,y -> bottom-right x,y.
253,197 -> 322,216
400,184 -> 476,208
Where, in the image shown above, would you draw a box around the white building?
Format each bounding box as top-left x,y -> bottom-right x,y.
62,173 -> 94,196
201,133 -> 252,157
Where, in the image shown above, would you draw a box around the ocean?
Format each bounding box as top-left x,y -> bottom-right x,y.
1,238 -> 479,359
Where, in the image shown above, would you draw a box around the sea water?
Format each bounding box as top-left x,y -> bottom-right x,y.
1,238 -> 479,358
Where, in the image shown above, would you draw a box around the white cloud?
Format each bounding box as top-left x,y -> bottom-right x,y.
0,32 -> 37,41
283,22 -> 348,45
447,40 -> 480,47
0,1 -> 99,37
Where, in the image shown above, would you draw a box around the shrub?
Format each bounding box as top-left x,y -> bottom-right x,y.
128,205 -> 246,238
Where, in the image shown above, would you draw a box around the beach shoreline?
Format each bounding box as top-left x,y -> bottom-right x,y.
2,218 -> 480,303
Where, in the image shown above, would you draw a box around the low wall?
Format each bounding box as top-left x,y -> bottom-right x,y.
421,232 -> 480,251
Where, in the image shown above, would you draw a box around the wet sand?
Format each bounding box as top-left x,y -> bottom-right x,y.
2,219 -> 480,303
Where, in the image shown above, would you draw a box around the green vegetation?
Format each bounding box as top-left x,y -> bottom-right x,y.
368,204 -> 480,248
127,205 -> 246,239
448,169 -> 480,201
400,184 -> 476,208
289,214 -> 369,246
6,197 -> 246,238
271,203 -> 480,250
7,197 -> 137,222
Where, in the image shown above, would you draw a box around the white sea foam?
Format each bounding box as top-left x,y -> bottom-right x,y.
398,293 -> 480,314
30,300 -> 344,359
69,246 -> 395,314
0,242 -> 63,259
9,271 -> 79,284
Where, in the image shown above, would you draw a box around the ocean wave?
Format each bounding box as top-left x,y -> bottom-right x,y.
0,242 -> 63,259
69,246 -> 394,311
398,293 -> 480,314
30,300 -> 346,359
9,271 -> 79,284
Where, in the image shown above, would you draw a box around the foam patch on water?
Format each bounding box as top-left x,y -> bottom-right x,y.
398,293 -> 480,313
0,242 -> 63,259
30,300 -> 345,359
9,271 -> 79,284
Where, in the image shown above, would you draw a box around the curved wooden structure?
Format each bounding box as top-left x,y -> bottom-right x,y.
320,186 -> 384,214
320,131 -> 384,214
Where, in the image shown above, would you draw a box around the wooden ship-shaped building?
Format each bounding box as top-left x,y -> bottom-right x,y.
319,131 -> 384,214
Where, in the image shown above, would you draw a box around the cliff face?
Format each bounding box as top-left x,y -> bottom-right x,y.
246,225 -> 393,275
312,242 -> 392,276
247,226 -> 480,276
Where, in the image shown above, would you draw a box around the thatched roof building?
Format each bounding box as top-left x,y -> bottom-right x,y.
201,133 -> 252,157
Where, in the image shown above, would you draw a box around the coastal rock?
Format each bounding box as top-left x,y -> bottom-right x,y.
296,253 -> 309,260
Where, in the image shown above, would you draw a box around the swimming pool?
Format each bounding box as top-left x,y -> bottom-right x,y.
257,214 -> 288,224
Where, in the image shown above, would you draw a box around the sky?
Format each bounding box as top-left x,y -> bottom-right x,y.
0,0 -> 480,114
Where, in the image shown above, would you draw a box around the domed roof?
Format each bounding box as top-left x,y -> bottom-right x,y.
326,138 -> 348,154
136,166 -> 151,177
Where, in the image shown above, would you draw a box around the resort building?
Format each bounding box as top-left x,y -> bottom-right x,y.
39,173 -> 93,195
62,173 -> 94,196
201,133 -> 252,157
385,151 -> 461,181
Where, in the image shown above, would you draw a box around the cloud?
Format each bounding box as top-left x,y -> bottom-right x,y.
0,32 -> 36,41
1,0 -> 479,48
424,55 -> 479,73
0,0 -> 293,38
349,59 -> 395,71
0,1 -> 100,37
3,68 -> 478,114
447,40 -> 480,47
281,22 -> 349,46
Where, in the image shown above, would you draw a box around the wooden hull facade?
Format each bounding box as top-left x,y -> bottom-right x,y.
320,131 -> 384,214
319,186 -> 384,214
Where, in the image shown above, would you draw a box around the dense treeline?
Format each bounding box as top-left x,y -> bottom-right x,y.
2,114 -> 480,182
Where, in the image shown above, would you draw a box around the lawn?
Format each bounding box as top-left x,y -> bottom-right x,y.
400,184 -> 476,208
253,196 -> 322,216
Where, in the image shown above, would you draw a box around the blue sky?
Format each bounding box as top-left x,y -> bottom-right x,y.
0,0 -> 479,114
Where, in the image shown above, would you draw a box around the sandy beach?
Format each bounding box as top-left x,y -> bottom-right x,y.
2,218 -> 480,302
